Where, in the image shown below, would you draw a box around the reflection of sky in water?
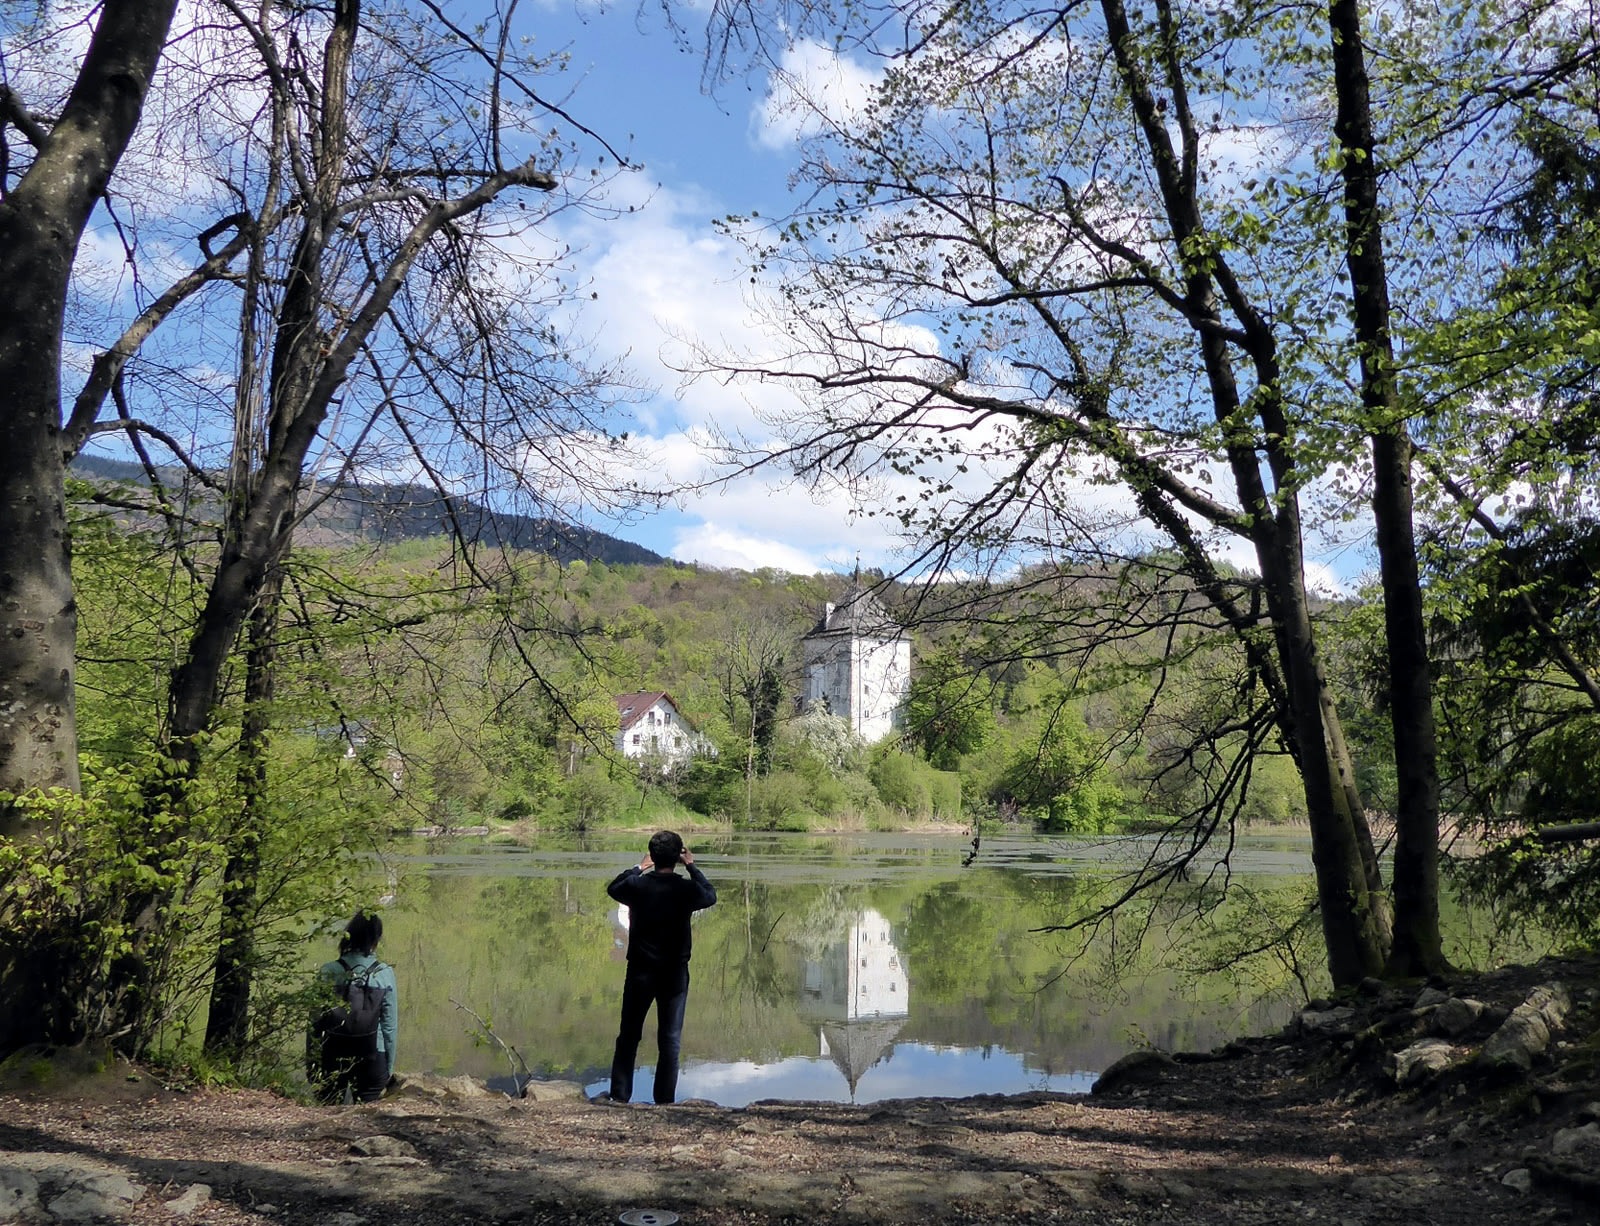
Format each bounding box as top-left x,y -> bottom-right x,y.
584,1043 -> 1097,1107
388,831 -> 1314,1093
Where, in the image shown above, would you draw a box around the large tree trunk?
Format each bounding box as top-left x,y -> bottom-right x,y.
1096,0 -> 1392,985
113,0 -> 361,1052
1100,0 -> 1389,985
202,571 -> 281,1061
1326,0 -> 1446,977
0,0 -> 177,1058
113,0 -> 557,1053
0,0 -> 178,823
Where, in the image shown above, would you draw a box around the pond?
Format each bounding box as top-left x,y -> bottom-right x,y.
362,829 -> 1538,1107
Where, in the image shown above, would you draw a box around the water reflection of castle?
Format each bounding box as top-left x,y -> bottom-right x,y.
801,908 -> 908,1097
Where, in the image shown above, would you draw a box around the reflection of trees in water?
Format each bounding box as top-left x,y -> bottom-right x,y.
386,846 -> 1317,1082
701,879 -> 789,1009
789,884 -> 871,961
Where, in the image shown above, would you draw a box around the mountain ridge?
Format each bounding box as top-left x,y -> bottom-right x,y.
70,454 -> 667,567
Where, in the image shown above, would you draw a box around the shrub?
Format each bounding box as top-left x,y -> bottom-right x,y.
870,750 -> 933,818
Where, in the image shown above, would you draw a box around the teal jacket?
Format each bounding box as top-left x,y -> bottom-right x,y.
317,951 -> 399,1077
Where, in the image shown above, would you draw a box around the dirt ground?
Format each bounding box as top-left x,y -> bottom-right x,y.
2,952 -> 1598,1226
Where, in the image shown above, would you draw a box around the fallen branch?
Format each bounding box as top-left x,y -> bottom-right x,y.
450,997 -> 533,1096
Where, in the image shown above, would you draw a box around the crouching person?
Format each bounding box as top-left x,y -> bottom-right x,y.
309,909 -> 397,1104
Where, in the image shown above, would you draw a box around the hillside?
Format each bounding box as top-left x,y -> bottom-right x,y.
70,454 -> 667,567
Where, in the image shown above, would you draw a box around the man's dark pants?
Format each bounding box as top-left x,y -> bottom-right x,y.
610,961 -> 690,1104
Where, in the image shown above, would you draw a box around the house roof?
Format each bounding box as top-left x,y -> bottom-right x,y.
615,690 -> 681,733
803,585 -> 906,640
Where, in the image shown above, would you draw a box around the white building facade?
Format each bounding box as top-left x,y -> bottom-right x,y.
614,691 -> 707,770
801,587 -> 911,744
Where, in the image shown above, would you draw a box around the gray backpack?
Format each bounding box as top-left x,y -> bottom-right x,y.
315,956 -> 388,1045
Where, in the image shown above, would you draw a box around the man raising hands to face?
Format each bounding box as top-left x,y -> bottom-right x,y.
604,830 -> 717,1104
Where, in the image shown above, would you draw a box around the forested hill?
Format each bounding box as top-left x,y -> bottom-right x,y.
70,454 -> 667,567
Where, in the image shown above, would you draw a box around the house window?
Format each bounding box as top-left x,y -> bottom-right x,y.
631,733 -> 641,745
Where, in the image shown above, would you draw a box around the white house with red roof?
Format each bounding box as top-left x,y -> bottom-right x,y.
614,690 -> 709,770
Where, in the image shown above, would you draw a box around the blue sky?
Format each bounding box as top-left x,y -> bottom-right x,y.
524,3 -> 891,575
500,3 -> 1376,592
39,0 -> 1378,590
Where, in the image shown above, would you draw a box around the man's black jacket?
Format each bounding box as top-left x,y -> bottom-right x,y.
607,864 -> 717,966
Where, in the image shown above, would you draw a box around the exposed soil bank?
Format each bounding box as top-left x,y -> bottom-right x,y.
2,952 -> 1597,1226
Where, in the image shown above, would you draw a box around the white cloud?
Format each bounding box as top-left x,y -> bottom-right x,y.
754,40 -> 880,151
1302,560 -> 1348,599
669,522 -> 827,572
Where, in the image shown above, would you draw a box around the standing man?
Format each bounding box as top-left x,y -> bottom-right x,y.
605,830 -> 716,1104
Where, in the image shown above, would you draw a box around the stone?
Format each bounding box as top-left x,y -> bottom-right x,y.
1091,1049 -> 1176,1095
1347,1174 -> 1405,1197
349,1136 -> 418,1158
440,1074 -> 491,1099
1551,1122 -> 1600,1157
1415,987 -> 1452,1009
1429,997 -> 1485,1037
164,1184 -> 211,1217
1482,984 -> 1570,1073
1576,1101 -> 1600,1125
1297,1007 -> 1358,1036
1391,1038 -> 1459,1087
0,1165 -> 41,1223
1500,1168 -> 1532,1194
45,1172 -> 145,1223
327,1214 -> 367,1226
519,1079 -> 585,1103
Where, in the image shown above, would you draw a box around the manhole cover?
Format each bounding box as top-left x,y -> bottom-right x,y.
618,1212 -> 679,1226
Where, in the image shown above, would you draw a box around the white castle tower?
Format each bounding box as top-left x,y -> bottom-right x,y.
800,584 -> 911,744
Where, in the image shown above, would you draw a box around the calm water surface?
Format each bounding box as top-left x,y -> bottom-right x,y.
371,831 -> 1319,1105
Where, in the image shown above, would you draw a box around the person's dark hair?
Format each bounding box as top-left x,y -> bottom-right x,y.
648,829 -> 684,870
340,909 -> 383,955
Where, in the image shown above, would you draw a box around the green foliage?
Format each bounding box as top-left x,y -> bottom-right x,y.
904,647 -> 996,770
0,753 -> 227,1049
548,763 -> 635,832
869,750 -> 932,817
674,753 -> 746,821
996,706 -> 1124,834
742,773 -> 817,831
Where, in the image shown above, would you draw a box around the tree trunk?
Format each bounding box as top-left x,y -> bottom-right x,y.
0,0 -> 178,822
202,570 -> 281,1061
1100,0 -> 1388,985
1326,0 -> 1446,977
1264,547 -> 1390,984
0,0 -> 177,1059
